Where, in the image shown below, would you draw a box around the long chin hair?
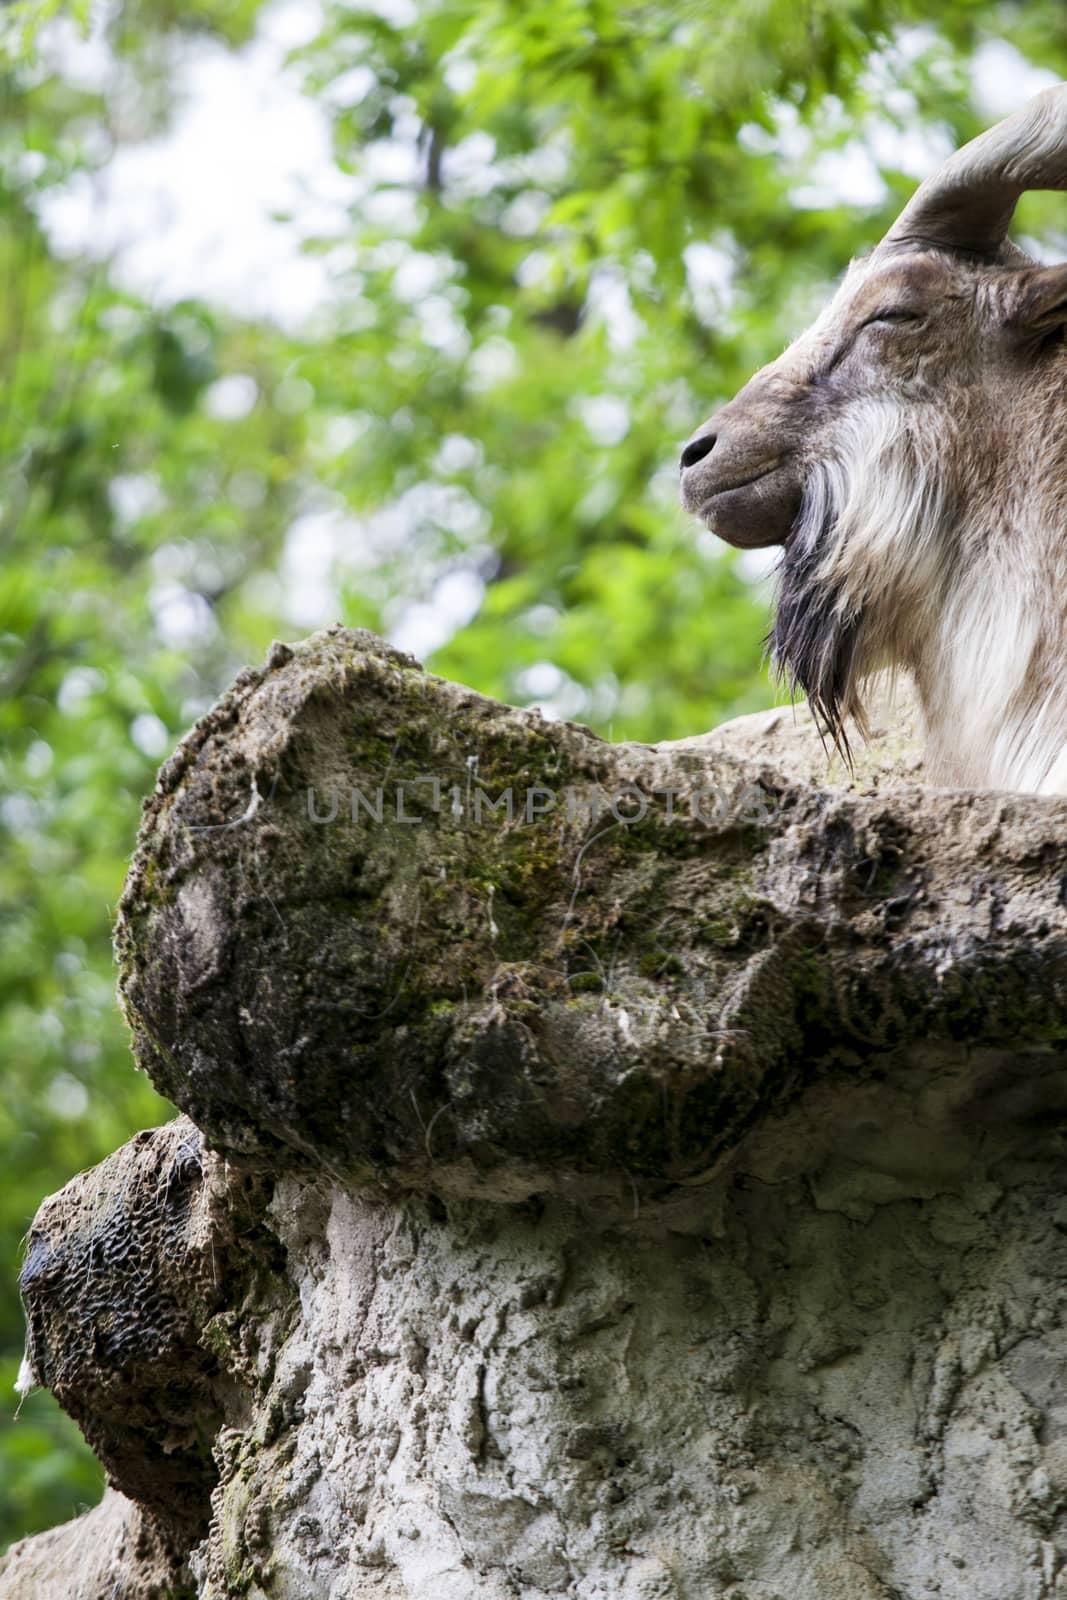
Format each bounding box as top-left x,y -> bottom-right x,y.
770,478 -> 868,761
769,399 -> 952,761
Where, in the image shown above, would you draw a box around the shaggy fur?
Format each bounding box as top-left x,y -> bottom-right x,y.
771,399 -> 952,760
768,368 -> 1067,791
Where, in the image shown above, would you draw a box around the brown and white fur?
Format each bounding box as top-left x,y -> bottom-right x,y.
680,86 -> 1067,794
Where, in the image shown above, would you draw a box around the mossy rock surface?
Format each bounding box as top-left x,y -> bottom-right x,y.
114,628 -> 1067,1194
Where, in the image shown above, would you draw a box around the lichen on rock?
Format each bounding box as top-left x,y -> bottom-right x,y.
5,1118 -> 282,1598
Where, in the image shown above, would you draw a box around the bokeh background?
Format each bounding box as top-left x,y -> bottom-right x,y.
3,0 -> 1067,1550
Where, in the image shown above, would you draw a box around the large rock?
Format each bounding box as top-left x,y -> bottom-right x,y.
113,631 -> 1064,1195
0,1490 -> 188,1600
6,629 -> 1067,1600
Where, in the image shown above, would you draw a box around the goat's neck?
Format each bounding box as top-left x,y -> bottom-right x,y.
907,513 -> 1067,793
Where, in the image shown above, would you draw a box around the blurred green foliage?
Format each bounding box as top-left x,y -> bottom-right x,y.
3,0 -> 1067,1552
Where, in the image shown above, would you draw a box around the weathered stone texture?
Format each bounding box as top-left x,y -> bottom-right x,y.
0,1489 -> 190,1600
5,630 -> 1067,1600
113,631 -> 1067,1196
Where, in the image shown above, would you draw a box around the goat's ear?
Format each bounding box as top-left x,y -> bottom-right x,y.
1006,263 -> 1067,335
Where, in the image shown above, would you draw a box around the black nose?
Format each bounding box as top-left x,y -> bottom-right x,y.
680,430 -> 716,471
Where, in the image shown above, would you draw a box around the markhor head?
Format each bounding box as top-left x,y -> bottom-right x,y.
681,86 -> 1067,768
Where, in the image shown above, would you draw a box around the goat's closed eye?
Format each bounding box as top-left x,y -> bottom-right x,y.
862,308 -> 923,329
